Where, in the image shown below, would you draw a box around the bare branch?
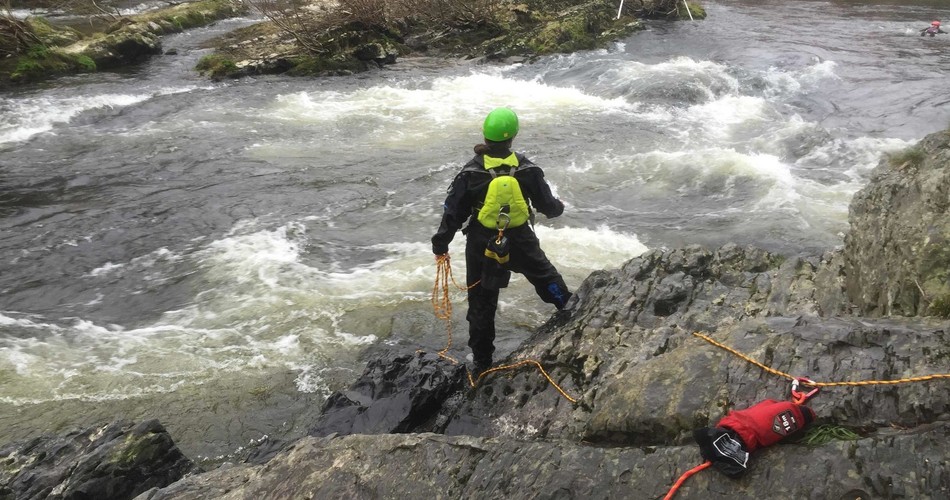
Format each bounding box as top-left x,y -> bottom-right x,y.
1,15 -> 44,57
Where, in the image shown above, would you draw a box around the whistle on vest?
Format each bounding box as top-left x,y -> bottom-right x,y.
481,230 -> 511,290
482,233 -> 511,290
484,233 -> 510,265
484,212 -> 511,265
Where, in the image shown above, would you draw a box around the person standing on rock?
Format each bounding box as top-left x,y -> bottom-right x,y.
432,107 -> 572,375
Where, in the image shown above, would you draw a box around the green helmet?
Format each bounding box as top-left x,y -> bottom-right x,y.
482,107 -> 519,142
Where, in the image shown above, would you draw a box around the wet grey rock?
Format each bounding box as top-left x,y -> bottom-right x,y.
135,425 -> 949,500
428,245 -> 949,445
353,41 -> 399,65
233,56 -> 294,76
844,130 -> 950,317
77,25 -> 163,68
0,419 -> 197,500
309,351 -> 468,436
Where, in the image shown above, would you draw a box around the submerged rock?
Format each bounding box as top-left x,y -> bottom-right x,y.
0,419 -> 198,500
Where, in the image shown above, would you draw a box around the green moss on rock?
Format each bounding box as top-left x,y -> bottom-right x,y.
7,44 -> 97,83
481,0 -> 642,59
140,0 -> 246,33
528,15 -> 596,54
2,0 -> 247,86
26,16 -> 82,46
678,2 -> 707,20
196,54 -> 238,78
930,294 -> 950,318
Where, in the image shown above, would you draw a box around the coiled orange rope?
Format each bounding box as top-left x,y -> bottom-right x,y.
432,254 -> 478,363
431,254 -> 576,403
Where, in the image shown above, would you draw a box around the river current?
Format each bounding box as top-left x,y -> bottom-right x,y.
1,0 -> 949,462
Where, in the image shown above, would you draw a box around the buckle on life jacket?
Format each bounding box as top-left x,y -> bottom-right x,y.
790,377 -> 819,405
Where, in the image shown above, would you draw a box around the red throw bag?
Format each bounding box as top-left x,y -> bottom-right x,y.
693,399 -> 816,477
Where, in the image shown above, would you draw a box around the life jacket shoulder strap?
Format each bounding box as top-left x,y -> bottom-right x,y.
458,153 -> 538,176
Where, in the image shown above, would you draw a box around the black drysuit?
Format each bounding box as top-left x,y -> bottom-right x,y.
921,26 -> 946,36
432,148 -> 571,367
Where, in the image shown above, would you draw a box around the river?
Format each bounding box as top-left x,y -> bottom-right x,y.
1,0 -> 948,464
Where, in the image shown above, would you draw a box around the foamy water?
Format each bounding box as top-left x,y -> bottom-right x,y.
0,86 -> 212,144
0,49 -> 902,404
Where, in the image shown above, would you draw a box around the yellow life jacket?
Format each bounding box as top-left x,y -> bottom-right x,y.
476,153 -> 530,230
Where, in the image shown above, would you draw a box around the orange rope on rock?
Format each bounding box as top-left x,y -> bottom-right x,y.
692,331 -> 950,388
431,255 -> 577,404
663,461 -> 711,500
467,359 -> 577,403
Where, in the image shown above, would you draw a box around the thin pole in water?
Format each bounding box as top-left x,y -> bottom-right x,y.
683,0 -> 694,21
616,0 -> 624,20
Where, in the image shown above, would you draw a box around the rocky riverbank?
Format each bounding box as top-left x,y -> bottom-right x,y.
0,0 -> 247,86
2,119 -> 947,498
1,0 -> 705,86
198,0 -> 706,79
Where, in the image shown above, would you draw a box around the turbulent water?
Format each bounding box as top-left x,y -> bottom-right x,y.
1,0 -> 949,462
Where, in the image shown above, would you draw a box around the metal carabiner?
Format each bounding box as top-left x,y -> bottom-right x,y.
495,212 -> 511,232
790,377 -> 820,405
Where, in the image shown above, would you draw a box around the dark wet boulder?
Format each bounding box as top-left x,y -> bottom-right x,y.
309,351 -> 468,436
0,419 -> 198,500
353,40 -> 401,65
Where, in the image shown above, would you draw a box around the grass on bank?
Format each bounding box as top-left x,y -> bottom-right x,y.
195,53 -> 238,78
930,294 -> 950,318
802,424 -> 861,446
3,42 -> 96,82
887,145 -> 927,170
